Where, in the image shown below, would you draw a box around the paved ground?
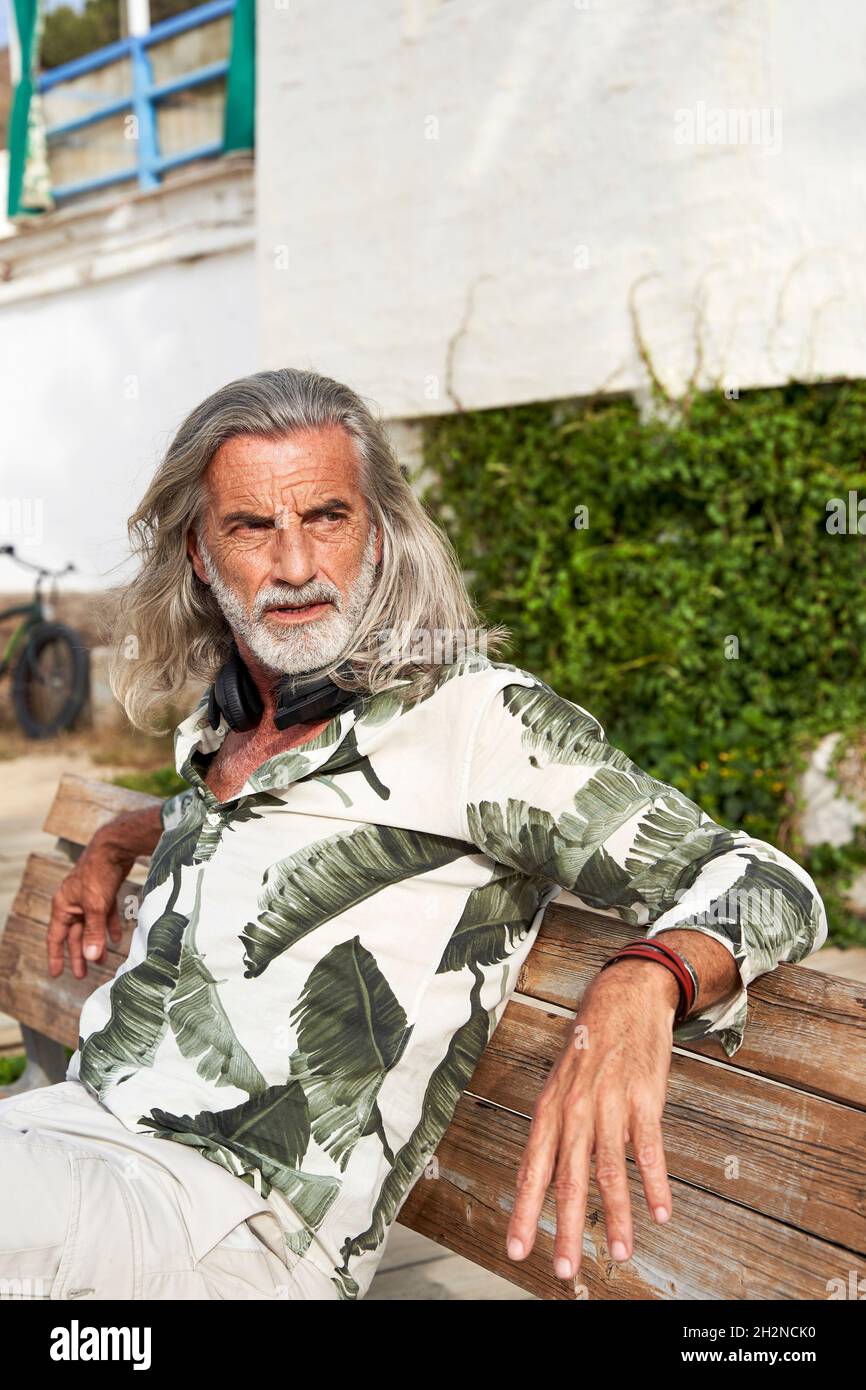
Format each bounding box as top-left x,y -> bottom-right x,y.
2,748 -> 865,1300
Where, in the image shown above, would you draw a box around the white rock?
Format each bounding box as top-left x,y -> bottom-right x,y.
798,733 -> 865,848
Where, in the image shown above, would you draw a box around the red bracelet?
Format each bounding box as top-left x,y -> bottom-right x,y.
598,939 -> 698,1024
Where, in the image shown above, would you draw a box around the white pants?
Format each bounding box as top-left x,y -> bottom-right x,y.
0,1084 -> 322,1301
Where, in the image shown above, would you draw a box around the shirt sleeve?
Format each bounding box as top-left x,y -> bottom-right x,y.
459,675 -> 828,1058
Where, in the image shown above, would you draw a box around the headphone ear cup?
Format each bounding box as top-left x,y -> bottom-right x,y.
214,649 -> 262,731
237,658 -> 264,728
207,681 -> 221,731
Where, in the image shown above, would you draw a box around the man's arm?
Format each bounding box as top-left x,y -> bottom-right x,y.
47,804 -> 165,979
460,672 -> 827,1283
462,677 -> 827,1055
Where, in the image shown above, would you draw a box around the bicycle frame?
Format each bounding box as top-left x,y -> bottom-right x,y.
0,546 -> 75,679
0,600 -> 43,678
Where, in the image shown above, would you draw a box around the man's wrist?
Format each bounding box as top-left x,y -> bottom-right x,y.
88,827 -> 136,873
592,955 -> 682,1016
89,807 -> 163,872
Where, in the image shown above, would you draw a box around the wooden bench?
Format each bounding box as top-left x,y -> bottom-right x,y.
1,772 -> 865,1300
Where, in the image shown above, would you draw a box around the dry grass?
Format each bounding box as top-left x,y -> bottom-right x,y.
0,720 -> 176,771
0,587 -> 194,776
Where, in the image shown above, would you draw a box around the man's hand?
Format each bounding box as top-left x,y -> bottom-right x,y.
506,929 -> 741,1286
47,841 -> 125,979
47,805 -> 165,979
506,959 -> 679,1286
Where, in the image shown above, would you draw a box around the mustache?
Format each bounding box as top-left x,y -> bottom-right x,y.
252,583 -> 342,617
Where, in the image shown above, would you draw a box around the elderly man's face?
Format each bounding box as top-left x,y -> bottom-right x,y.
187,426 -> 382,675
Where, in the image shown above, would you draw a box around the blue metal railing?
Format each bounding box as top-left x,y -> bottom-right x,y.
38,0 -> 236,202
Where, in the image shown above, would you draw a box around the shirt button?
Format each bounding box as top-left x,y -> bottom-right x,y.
206,811 -> 221,826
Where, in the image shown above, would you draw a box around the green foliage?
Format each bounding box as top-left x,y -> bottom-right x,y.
0,1046 -> 74,1091
42,0 -> 119,70
0,1054 -> 26,1087
41,0 -> 203,69
421,380 -> 866,947
113,765 -> 189,798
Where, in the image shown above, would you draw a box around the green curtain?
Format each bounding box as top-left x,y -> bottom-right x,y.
7,0 -> 53,218
223,0 -> 255,152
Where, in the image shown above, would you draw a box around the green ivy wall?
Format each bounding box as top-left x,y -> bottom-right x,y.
421,381 -> 866,946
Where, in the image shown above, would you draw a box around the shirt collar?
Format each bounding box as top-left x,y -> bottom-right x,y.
173,688 -> 371,806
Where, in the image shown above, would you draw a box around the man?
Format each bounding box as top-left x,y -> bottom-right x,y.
0,368 -> 826,1301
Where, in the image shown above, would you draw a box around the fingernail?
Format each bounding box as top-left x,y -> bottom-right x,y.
507,1238 -> 524,1260
554,1256 -> 573,1279
611,1240 -> 628,1261
84,944 -> 99,960
654,1206 -> 670,1223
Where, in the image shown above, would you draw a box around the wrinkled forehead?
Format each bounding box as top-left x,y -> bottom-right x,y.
201,426 -> 365,516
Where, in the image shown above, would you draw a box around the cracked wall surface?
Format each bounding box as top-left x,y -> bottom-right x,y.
258,0 -> 866,416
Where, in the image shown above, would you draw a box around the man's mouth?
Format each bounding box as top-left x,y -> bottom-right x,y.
264,600 -> 332,624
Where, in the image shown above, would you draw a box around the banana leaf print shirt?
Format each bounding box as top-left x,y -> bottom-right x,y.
66,657 -> 827,1299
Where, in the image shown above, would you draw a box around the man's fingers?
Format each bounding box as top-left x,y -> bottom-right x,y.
630,1111 -> 673,1225
593,1111 -> 633,1264
550,1112 -> 593,1282
46,871 -> 119,977
66,917 -> 86,979
506,1095 -> 558,1264
47,896 -> 81,976
81,907 -> 109,967
107,899 -> 123,945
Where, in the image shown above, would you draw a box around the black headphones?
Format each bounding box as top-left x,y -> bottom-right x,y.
207,643 -> 360,732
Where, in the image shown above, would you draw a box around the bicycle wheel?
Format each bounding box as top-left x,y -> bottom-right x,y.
12,622 -> 90,738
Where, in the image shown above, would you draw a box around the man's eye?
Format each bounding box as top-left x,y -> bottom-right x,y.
320,511 -> 345,523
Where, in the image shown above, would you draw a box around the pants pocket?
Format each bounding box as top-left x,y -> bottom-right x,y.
0,1127 -> 76,1300
51,1151 -> 139,1301
194,1240 -> 290,1300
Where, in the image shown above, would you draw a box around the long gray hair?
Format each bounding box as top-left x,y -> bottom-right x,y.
108,367 -> 509,732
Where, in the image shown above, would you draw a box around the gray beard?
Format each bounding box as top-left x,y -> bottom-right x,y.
199,527 -> 379,676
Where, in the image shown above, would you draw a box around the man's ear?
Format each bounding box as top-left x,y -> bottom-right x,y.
187,528 -> 209,585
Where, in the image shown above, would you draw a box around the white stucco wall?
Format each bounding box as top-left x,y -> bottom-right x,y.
257,0 -> 866,418
4,1 -> 865,588
0,163 -> 257,590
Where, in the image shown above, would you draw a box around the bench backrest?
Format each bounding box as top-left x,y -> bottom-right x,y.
1,773 -> 865,1299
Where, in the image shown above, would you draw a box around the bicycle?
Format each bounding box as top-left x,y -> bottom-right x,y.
0,545 -> 90,738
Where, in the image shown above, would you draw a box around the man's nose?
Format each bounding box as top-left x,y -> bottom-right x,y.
269,521 -> 318,588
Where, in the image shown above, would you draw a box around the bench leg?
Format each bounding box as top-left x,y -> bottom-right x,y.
1,1026 -> 69,1095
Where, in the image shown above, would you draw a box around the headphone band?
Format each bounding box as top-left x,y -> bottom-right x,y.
207,643 -> 359,733
273,663 -> 359,728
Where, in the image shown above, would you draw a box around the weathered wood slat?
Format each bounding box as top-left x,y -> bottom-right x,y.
524,901 -> 866,1107
0,912 -> 120,1045
398,1092 -> 866,1300
469,1000 -> 866,1254
43,774 -> 159,846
